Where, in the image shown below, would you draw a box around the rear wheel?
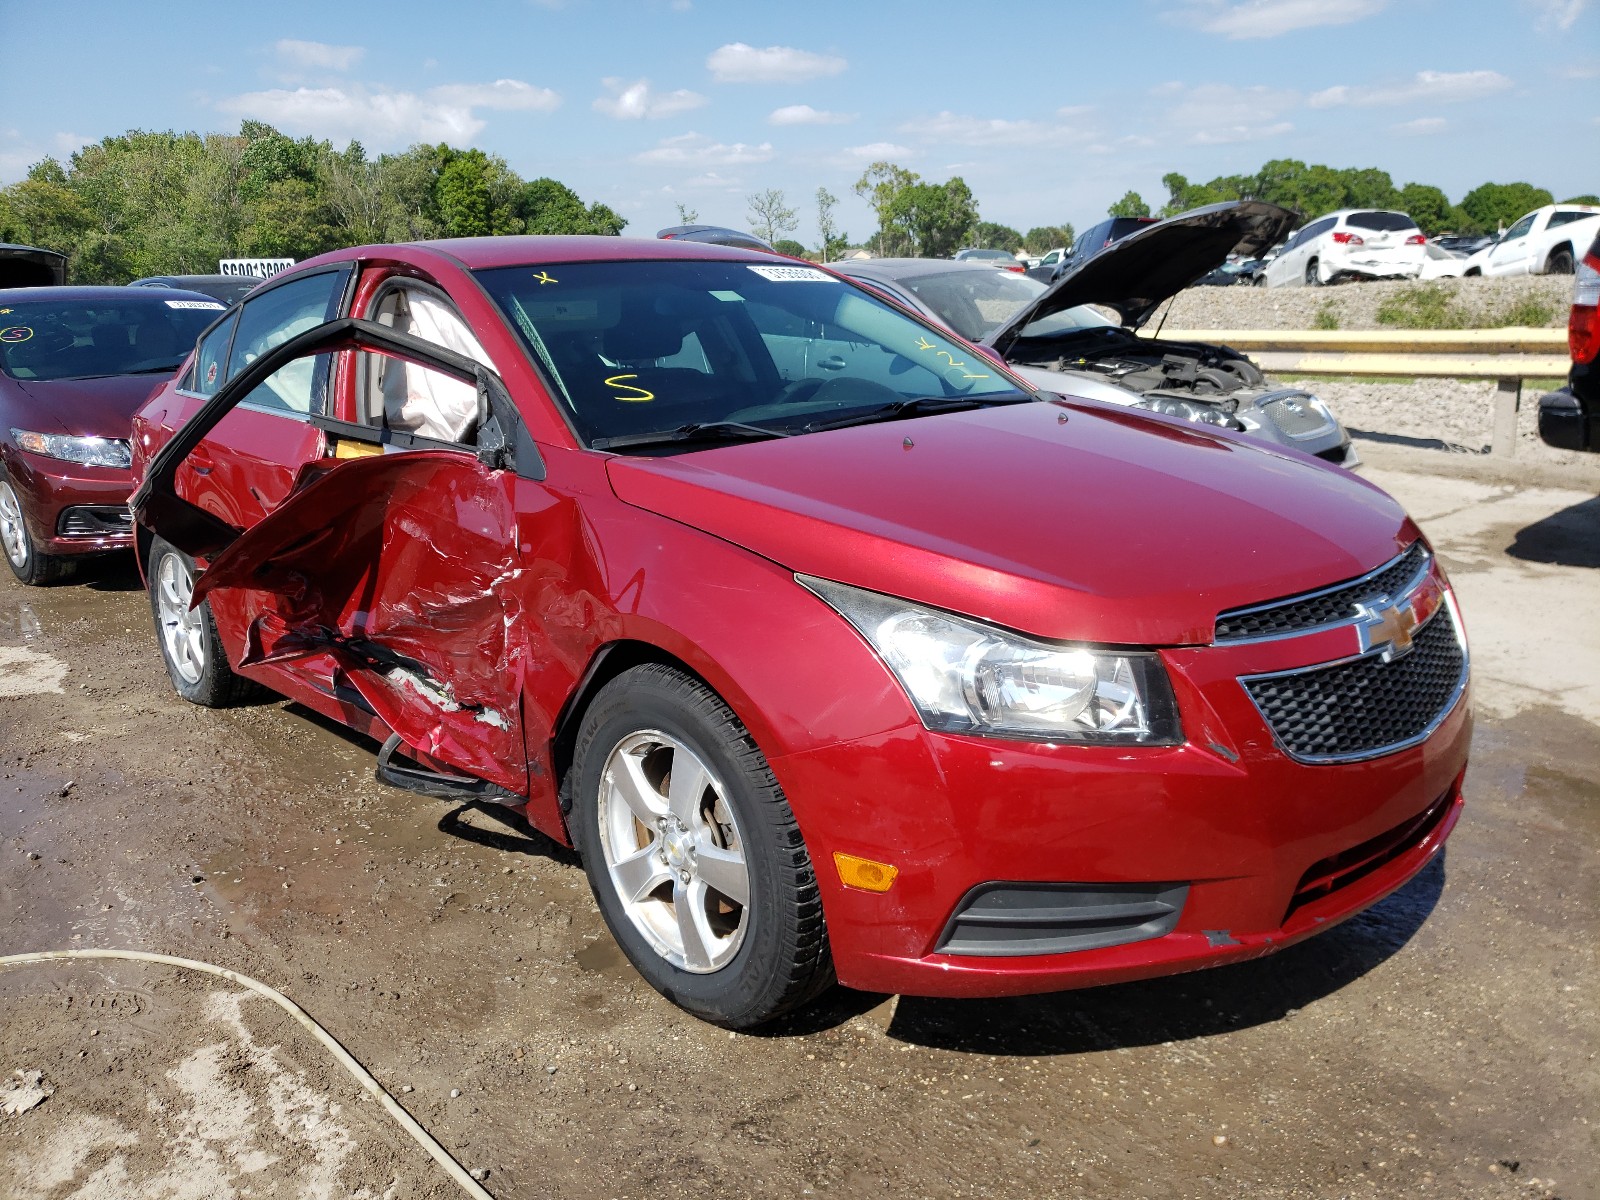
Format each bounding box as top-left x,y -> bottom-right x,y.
0,478 -> 70,586
569,664 -> 833,1028
1304,258 -> 1321,287
1546,246 -> 1575,275
147,536 -> 259,707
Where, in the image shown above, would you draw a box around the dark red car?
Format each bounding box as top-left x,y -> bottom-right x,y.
128,237 -> 1471,1028
0,286 -> 228,583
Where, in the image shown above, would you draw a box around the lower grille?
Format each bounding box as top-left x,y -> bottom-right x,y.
1259,392 -> 1335,439
1286,787 -> 1454,921
57,506 -> 133,537
1242,605 -> 1466,763
936,881 -> 1188,957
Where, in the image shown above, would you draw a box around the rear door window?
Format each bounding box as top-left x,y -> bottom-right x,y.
227,271 -> 348,416
186,312 -> 238,396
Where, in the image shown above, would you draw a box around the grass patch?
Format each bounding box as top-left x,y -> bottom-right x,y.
1312,300 -> 1341,331
1376,282 -> 1558,330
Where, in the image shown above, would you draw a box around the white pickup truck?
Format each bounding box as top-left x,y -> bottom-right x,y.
1464,204 -> 1600,277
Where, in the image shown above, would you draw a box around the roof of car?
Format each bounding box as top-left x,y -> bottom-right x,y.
0,284 -> 221,303
831,258 -> 1010,281
405,235 -> 780,269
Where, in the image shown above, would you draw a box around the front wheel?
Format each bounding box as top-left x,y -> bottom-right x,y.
146,535 -> 259,707
569,664 -> 833,1028
0,478 -> 71,586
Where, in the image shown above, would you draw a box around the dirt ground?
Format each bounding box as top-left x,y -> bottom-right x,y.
2,441 -> 1598,1200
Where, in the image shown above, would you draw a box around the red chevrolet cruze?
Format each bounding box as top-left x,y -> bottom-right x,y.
128,237 -> 1470,1027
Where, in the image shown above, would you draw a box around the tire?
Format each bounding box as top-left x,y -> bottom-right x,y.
1546,246 -> 1575,275
0,477 -> 71,586
1252,273 -> 1267,288
146,535 -> 260,707
568,663 -> 833,1028
1304,257 -> 1321,287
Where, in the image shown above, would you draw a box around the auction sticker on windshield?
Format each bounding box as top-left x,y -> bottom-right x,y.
747,265 -> 833,282
164,300 -> 226,311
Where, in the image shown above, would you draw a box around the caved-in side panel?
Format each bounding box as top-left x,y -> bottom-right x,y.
194,449 -> 531,794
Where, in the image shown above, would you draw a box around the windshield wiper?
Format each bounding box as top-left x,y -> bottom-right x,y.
591,420 -> 794,452
804,392 -> 1033,433
63,364 -> 183,380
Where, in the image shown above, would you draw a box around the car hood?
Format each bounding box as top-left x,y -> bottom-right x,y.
6,374 -> 167,439
986,201 -> 1300,353
605,400 -> 1413,646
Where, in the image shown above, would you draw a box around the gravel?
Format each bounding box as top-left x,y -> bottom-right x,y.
1155,273 -> 1571,332
1145,274 -> 1582,467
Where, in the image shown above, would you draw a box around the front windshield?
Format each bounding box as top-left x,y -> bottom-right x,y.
0,298 -> 225,382
897,269 -> 1117,342
475,260 -> 1028,446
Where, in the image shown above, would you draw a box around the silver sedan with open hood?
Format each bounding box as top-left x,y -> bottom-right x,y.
833,201 -> 1356,468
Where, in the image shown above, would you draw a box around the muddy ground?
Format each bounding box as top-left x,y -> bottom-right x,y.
2,442 -> 1598,1200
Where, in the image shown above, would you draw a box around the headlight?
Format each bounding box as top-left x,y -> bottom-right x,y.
1136,397 -> 1231,427
11,429 -> 132,469
799,576 -> 1182,744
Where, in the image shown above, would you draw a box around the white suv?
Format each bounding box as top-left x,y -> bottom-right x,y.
1263,209 -> 1427,287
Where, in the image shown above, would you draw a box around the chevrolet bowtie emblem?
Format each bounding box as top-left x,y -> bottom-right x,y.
1356,598 -> 1419,661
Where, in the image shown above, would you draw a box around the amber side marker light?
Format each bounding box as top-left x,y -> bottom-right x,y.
834,851 -> 899,893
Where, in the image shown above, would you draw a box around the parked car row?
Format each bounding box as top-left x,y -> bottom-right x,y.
1,227 -> 1469,1031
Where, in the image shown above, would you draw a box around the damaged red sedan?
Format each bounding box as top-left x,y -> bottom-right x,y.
128,237 -> 1470,1028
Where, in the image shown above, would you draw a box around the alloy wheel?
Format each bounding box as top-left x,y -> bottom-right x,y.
0,482 -> 28,570
596,729 -> 750,973
155,552 -> 207,686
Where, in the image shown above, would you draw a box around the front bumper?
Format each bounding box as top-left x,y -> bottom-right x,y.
771,613 -> 1471,999
2,447 -> 134,557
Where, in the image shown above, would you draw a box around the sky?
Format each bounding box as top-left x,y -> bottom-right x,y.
3,0 -> 1597,245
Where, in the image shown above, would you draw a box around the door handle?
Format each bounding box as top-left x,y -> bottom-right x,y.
817,355 -> 847,371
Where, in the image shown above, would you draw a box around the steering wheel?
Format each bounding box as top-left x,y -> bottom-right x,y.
772,377 -> 826,406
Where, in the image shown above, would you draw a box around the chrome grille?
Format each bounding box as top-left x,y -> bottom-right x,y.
1215,542 -> 1429,643
1242,605 -> 1466,763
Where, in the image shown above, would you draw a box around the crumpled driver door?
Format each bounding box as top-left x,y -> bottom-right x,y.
133,318 -> 546,797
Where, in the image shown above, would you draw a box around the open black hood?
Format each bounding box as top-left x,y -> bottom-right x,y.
986,201 -> 1298,354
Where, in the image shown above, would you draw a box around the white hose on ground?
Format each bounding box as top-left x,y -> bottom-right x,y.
0,948 -> 494,1200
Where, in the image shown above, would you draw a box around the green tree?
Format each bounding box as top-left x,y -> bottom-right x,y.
1024,224 -> 1074,252
815,186 -> 848,262
746,188 -> 798,244
1107,190 -> 1150,219
971,221 -> 1023,253
1396,183 -> 1454,235
772,238 -> 808,257
853,160 -> 920,256
1460,181 -> 1554,232
1562,194 -> 1600,205
888,177 -> 977,257
516,177 -> 625,235
673,202 -> 699,224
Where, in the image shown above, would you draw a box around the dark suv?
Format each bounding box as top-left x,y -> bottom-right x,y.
1537,231 -> 1600,452
1042,217 -> 1159,282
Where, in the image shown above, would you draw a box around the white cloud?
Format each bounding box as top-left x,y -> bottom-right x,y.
1309,69 -> 1512,107
706,42 -> 847,83
634,132 -> 774,166
1184,0 -> 1388,38
1153,81 -> 1298,143
1192,120 -> 1293,144
274,39 -> 365,72
430,79 -> 561,111
592,78 -> 707,119
217,79 -> 559,148
905,111 -> 1096,147
1394,116 -> 1448,135
1525,0 -> 1589,30
842,141 -> 912,159
768,104 -> 855,125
